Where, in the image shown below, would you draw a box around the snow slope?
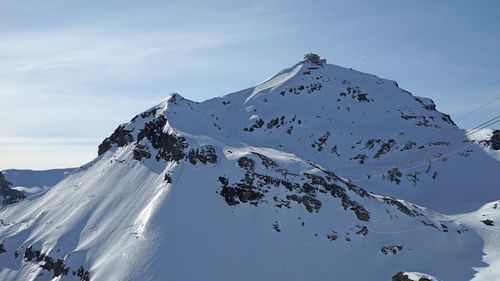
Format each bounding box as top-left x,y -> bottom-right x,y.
0,54 -> 498,281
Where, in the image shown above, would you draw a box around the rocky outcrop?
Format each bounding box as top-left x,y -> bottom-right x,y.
382,197 -> 421,217
136,115 -> 188,162
98,125 -> 134,156
187,145 -> 218,165
303,53 -> 326,66
23,246 -> 89,281
392,272 -> 432,281
218,155 -> 372,221
0,172 -> 25,206
480,130 -> 500,150
381,245 -> 403,255
133,144 -> 151,160
99,112 -> 221,166
135,142 -> 217,165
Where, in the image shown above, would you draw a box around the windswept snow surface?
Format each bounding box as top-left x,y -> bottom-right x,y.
1,56 -> 499,280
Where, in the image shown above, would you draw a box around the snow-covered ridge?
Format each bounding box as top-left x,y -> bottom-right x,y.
1,54 -> 499,281
96,54 -> 496,212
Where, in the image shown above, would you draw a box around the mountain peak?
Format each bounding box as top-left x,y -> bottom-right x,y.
2,55 -> 499,281
303,52 -> 326,66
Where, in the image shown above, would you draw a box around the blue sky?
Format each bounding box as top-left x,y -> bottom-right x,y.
1,0 -> 499,169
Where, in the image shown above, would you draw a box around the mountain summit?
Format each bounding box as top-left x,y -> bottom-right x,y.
1,55 -> 499,281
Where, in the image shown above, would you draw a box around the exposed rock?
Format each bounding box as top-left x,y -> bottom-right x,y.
383,197 -> 420,217
385,168 -> 403,185
353,154 -> 368,164
244,118 -> 264,132
392,272 -> 413,281
218,176 -> 265,206
98,125 -> 133,156
406,172 -> 420,186
491,130 -> 500,150
133,144 -> 151,160
344,86 -> 373,102
401,141 -> 416,151
267,116 -> 286,129
481,219 -> 494,226
440,114 -> 456,126
327,231 -> 338,241
0,172 -> 25,205
23,246 -> 74,279
140,107 -> 158,119
312,132 -> 330,152
252,153 -> 278,168
381,245 -> 403,255
0,172 -> 10,188
237,157 -> 255,170
374,139 -> 396,159
480,130 -> 500,150
220,158 -> 371,221
164,173 -> 172,184
301,195 -> 322,213
136,115 -> 188,162
273,222 -> 281,232
392,272 -> 432,281
188,145 -> 218,165
356,226 -> 368,236
303,53 -> 326,66
414,97 -> 437,111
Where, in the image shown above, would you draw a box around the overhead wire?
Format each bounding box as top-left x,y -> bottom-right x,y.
412,96 -> 500,144
335,96 -> 500,178
347,129 -> 500,183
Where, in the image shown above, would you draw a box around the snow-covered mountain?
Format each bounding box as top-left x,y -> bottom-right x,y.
1,168 -> 75,197
1,54 -> 499,281
0,172 -> 25,206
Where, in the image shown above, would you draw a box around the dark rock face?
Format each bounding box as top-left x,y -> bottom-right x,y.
381,245 -> 403,255
491,130 -> 500,150
218,155 -> 372,222
356,226 -> 369,236
136,115 -> 188,162
237,156 -> 255,170
385,168 -> 403,185
252,153 -> 278,168
21,246 -> 91,281
374,139 -> 396,159
23,246 -> 86,280
218,176 -> 265,206
133,144 -> 151,161
99,114 -> 221,167
414,97 -> 437,111
480,130 -> 500,150
98,125 -> 133,156
312,132 -> 330,152
243,118 -> 264,132
440,114 -> 456,126
187,145 -> 218,165
481,219 -> 494,226
382,197 -> 421,217
392,272 -> 413,281
392,272 -> 432,281
0,172 -> 25,205
164,173 -> 172,183
343,86 -> 374,102
327,232 -> 338,241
